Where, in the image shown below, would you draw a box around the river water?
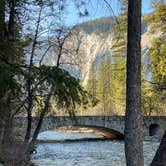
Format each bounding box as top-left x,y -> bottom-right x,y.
32,131 -> 159,166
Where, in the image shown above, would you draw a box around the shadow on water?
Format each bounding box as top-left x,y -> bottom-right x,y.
37,137 -> 124,144
37,125 -> 124,144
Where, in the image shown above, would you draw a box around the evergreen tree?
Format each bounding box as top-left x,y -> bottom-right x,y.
145,1 -> 166,33
149,38 -> 166,90
143,1 -> 166,116
97,56 -> 113,114
144,1 -> 166,165
110,0 -> 128,114
111,59 -> 126,113
86,60 -> 98,107
0,1 -> 89,165
0,0 -> 25,164
141,67 -> 164,116
112,0 -> 128,57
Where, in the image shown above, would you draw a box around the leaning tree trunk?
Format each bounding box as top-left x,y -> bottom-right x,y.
28,93 -> 51,153
151,131 -> 166,166
124,0 -> 144,166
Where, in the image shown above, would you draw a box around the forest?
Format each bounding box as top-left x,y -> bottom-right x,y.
85,1 -> 166,116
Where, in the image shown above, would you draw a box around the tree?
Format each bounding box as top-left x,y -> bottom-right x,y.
144,1 -> 166,165
141,67 -> 164,116
111,0 -> 127,114
145,1 -> 166,34
86,60 -> 98,107
21,0 -> 88,163
149,38 -> 166,90
124,0 -> 144,166
145,2 -> 166,92
97,56 -> 113,114
0,0 -> 25,164
110,59 -> 126,113
0,1 -> 89,165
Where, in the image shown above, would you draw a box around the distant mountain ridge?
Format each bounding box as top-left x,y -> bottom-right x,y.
74,16 -> 147,35
74,17 -> 115,35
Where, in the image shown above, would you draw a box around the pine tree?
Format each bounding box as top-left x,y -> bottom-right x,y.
149,38 -> 166,90
97,56 -> 113,114
86,60 -> 98,107
112,0 -> 128,57
0,1 -> 89,164
110,0 -> 128,114
145,1 -> 166,33
0,0 -> 25,164
143,1 -> 166,116
141,67 -> 164,116
144,1 -> 166,165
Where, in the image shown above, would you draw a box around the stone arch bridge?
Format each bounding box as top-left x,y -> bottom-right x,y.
16,116 -> 166,139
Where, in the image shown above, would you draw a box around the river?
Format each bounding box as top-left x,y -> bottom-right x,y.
32,131 -> 159,166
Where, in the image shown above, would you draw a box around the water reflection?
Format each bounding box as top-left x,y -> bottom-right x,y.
38,131 -> 103,141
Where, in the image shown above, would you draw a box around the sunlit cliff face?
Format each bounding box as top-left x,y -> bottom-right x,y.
42,28 -> 114,85
40,18 -> 161,84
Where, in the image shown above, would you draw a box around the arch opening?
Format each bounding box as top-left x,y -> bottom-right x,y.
149,124 -> 160,136
38,125 -> 124,142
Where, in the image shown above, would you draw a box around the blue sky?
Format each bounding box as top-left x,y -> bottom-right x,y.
65,0 -> 153,26
142,0 -> 153,14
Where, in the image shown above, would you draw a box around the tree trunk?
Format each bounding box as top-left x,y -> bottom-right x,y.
151,131 -> 166,166
0,0 -> 6,37
0,1 -> 27,164
28,94 -> 51,153
8,0 -> 16,40
1,118 -> 14,161
24,96 -> 33,143
124,0 -> 144,166
24,5 -> 43,144
0,0 -> 6,149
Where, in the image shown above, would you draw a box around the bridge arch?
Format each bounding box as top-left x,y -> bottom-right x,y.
67,125 -> 123,139
149,124 -> 160,136
39,124 -> 124,140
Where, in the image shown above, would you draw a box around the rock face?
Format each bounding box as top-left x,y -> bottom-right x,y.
42,17 -> 115,85
41,17 -> 161,84
62,29 -> 114,85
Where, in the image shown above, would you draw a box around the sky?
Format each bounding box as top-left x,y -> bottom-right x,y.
65,0 -> 153,26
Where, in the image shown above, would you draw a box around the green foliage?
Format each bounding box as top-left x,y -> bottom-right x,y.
149,38 -> 166,88
96,56 -> 114,113
0,0 -> 24,115
145,2 -> 166,33
0,0 -> 90,162
0,0 -> 89,127
145,1 -> 166,91
0,63 -> 20,98
109,58 -> 126,114
147,38 -> 166,114
142,1 -> 166,115
108,0 -> 127,114
112,0 -> 127,50
141,81 -> 166,116
84,0 -> 128,115
37,66 -> 88,116
86,61 -> 98,107
141,67 -> 165,115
